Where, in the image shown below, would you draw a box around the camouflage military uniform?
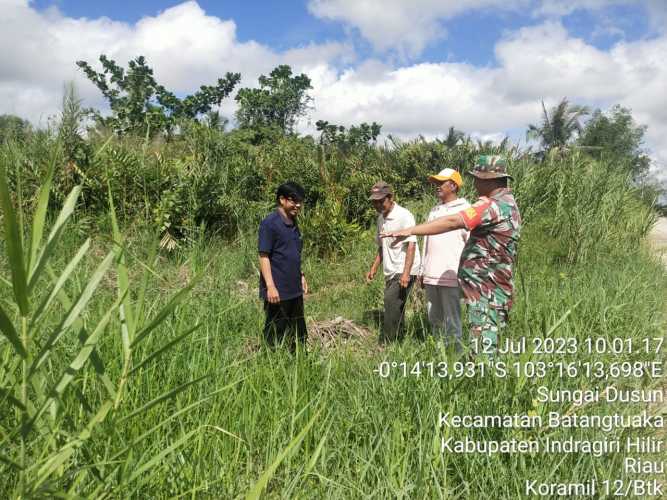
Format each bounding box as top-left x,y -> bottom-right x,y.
457,156 -> 521,354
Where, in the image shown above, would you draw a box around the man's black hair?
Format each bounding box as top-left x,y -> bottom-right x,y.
276,182 -> 306,204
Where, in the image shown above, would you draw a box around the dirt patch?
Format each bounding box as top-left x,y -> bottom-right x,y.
235,280 -> 259,298
308,316 -> 375,349
242,316 -> 378,354
648,217 -> 667,267
646,217 -> 667,493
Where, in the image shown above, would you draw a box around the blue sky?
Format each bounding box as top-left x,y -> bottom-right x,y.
31,0 -> 653,65
3,0 -> 666,180
32,1 -> 347,52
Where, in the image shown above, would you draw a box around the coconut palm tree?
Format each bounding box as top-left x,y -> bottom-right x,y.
527,98 -> 590,151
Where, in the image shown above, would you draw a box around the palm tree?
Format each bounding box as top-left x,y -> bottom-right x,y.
527,98 -> 590,151
476,138 -> 495,151
204,110 -> 228,130
443,126 -> 465,148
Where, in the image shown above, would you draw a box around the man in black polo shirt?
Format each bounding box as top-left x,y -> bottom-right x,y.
258,182 -> 308,351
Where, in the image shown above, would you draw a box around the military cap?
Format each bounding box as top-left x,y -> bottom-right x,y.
467,155 -> 513,180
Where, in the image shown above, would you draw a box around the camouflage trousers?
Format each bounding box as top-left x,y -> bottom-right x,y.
466,297 -> 509,356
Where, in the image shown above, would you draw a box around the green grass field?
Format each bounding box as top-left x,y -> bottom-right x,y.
2,207 -> 665,497
1,138 -> 666,498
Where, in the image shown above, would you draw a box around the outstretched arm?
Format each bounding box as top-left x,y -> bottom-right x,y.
381,213 -> 466,239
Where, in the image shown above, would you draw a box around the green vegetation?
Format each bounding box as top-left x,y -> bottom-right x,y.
235,65 -> 313,138
76,55 -> 241,138
578,104 -> 651,179
527,98 -> 590,151
0,115 -> 32,145
0,60 -> 665,497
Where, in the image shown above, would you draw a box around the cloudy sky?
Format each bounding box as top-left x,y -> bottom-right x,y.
2,0 -> 666,178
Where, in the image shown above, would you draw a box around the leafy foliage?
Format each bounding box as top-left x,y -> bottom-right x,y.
235,65 -> 312,137
58,82 -> 93,172
578,104 -> 650,179
527,98 -> 590,151
0,114 -> 31,144
0,149 -> 213,496
77,55 -> 240,137
440,126 -> 465,148
512,150 -> 656,263
2,87 -> 660,259
316,120 -> 382,149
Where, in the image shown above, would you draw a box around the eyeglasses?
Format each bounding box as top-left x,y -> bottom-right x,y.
285,197 -> 302,206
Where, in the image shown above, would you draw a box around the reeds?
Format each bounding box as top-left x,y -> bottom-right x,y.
0,150 -> 227,497
0,136 -> 664,497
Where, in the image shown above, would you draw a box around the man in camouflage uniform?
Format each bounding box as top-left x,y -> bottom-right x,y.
381,155 -> 521,355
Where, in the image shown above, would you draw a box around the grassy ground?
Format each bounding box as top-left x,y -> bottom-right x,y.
3,207 -> 664,498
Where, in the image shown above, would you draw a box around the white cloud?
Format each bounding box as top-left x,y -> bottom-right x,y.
533,0 -> 632,17
0,0 -> 352,125
307,61 -> 538,138
1,0 -> 665,183
493,21 -> 667,170
306,19 -> 666,178
534,0 -> 664,29
307,0 -> 529,58
495,22 -> 628,103
308,0 -> 665,58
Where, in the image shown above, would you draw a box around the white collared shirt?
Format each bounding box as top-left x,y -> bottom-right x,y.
375,203 -> 421,277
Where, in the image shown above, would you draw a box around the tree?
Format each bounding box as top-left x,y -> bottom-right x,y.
235,65 -> 312,135
527,98 -> 590,151
473,136 -> 511,154
315,120 -> 381,148
0,114 -> 31,144
442,126 -> 465,148
203,110 -> 229,131
59,82 -> 92,167
578,105 -> 650,179
77,55 -> 240,137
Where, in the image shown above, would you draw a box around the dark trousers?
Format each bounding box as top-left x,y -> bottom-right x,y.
382,275 -> 415,343
263,296 -> 307,352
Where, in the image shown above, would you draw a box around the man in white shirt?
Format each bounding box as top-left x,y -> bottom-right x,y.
365,181 -> 421,342
420,169 -> 470,349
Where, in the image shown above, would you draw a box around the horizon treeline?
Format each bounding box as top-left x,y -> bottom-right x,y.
1,56 -> 666,498
0,55 -> 661,255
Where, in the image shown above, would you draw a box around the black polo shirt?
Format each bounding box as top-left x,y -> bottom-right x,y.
258,210 -> 303,301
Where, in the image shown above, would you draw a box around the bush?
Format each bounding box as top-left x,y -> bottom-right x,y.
300,192 -> 361,258
1,122 -> 658,261
511,151 -> 657,263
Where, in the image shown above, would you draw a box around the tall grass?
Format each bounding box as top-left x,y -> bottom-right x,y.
0,150 -> 228,497
0,135 -> 665,497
